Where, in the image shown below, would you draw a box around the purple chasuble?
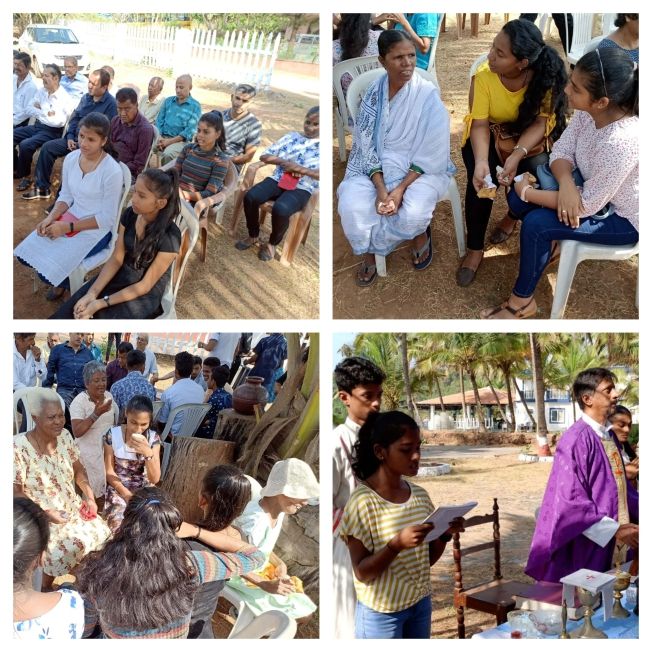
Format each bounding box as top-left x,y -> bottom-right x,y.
526,419 -> 639,582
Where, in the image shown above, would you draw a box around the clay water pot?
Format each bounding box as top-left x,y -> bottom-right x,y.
232,376 -> 268,415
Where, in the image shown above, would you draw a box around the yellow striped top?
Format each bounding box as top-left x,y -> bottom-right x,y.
340,482 -> 434,613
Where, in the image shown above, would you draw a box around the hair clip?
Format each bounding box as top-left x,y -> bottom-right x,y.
144,498 -> 161,505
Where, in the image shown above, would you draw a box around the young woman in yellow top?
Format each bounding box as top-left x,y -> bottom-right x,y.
457,19 -> 567,287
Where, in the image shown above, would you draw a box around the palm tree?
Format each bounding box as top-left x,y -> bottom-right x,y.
529,333 -> 550,455
399,333 -> 420,421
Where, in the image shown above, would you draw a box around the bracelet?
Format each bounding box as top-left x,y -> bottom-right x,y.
89,412 -> 98,422
438,532 -> 453,544
513,144 -> 529,157
69,221 -> 75,233
520,184 -> 533,203
196,526 -> 202,539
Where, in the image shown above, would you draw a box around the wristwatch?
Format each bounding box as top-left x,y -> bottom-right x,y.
103,295 -> 111,307
69,222 -> 75,233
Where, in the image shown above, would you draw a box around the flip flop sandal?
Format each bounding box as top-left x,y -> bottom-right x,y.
489,212 -> 518,244
480,297 -> 536,319
46,286 -> 65,301
546,241 -> 561,269
356,261 -> 378,287
412,225 -> 433,271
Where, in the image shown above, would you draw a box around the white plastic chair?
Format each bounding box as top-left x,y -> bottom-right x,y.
13,387 -> 65,433
156,200 -> 199,319
228,609 -> 296,639
424,13 -> 445,88
550,240 -> 639,319
345,68 -> 466,276
159,402 -> 212,474
567,14 -> 596,66
333,54 -> 382,162
143,124 -> 159,172
151,399 -> 163,423
601,14 -> 617,35
68,161 -> 133,294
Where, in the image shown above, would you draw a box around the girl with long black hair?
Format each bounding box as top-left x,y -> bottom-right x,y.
481,47 -> 638,318
457,18 -> 568,287
51,166 -> 182,318
76,486 -> 264,638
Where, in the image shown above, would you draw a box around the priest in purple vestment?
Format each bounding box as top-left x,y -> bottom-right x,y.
526,368 -> 639,582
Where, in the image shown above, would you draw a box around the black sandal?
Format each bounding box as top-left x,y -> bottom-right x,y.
356,260 -> 378,287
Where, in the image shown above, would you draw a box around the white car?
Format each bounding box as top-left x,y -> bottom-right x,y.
14,24 -> 91,77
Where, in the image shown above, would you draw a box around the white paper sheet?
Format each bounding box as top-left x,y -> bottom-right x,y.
421,501 -> 478,543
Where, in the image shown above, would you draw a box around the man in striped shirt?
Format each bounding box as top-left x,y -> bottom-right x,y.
217,83 -> 262,172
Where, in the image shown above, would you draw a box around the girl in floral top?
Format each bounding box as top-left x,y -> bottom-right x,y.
235,107 -> 320,261
103,394 -> 160,531
481,47 -> 639,319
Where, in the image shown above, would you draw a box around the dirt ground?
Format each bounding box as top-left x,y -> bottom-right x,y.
416,448 -> 552,638
14,61 -> 319,319
332,14 -> 638,319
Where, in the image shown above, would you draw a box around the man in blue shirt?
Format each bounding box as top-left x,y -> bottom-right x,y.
60,56 -> 87,106
155,74 -> 202,164
22,68 -> 117,200
43,332 -> 94,407
248,333 -> 288,401
158,351 -> 205,436
110,349 -> 157,422
82,333 -> 103,362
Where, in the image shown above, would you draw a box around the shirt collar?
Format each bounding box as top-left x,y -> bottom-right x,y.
344,417 -> 362,434
581,412 -> 613,439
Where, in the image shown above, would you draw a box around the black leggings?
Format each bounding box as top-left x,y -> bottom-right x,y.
461,136 -> 548,251
244,176 -> 311,245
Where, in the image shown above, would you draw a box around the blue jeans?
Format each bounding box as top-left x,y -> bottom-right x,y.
507,190 -> 639,298
355,595 -> 431,639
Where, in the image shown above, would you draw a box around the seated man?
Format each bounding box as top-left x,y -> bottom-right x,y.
13,52 -> 38,128
14,63 -> 77,192
111,87 -> 155,183
217,84 -> 262,172
101,64 -> 116,96
135,333 -> 158,383
42,332 -> 94,407
192,355 -> 208,391
21,68 -> 117,201
157,351 -> 205,436
59,56 -> 87,106
106,341 -> 134,391
139,76 -> 165,124
110,349 -> 157,422
155,74 -> 201,165
195,365 -> 232,439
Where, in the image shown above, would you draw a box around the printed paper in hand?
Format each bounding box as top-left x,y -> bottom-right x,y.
421,501 -> 478,543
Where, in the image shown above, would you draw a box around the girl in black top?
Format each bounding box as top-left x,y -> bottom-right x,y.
51,168 -> 182,319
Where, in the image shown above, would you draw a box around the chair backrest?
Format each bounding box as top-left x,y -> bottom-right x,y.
601,13 -> 617,35
333,54 -> 382,133
143,124 -> 159,171
567,14 -> 597,65
346,67 -> 438,123
583,35 -> 604,56
157,200 -> 199,319
424,13 -> 445,89
159,402 -> 211,441
452,498 -> 503,592
13,387 -> 66,434
151,399 -> 164,423
79,161 -> 132,275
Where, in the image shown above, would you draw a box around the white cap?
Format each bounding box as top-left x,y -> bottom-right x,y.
261,458 -> 320,501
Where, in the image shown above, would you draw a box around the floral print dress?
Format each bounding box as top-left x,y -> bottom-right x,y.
13,431 -> 111,577
103,426 -> 160,532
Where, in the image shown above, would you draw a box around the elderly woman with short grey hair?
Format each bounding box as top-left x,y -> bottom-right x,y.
13,388 -> 111,590
69,360 -> 118,498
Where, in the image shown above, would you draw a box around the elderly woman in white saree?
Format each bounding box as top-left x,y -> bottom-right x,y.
338,30 -> 452,286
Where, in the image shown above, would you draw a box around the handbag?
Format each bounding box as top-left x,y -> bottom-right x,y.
489,123 -> 550,166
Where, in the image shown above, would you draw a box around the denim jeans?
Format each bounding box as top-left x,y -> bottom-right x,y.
507,190 -> 639,297
355,595 -> 431,639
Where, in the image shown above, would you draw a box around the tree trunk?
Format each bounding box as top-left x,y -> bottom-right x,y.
468,368 -> 487,433
400,333 -> 420,422
160,438 -> 236,522
502,365 -> 517,432
434,374 -> 446,411
459,365 -> 468,424
215,408 -> 257,457
487,378 -> 510,428
530,333 -> 551,456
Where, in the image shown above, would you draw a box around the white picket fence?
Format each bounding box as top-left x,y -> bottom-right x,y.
65,20 -> 281,90
148,333 -> 209,357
